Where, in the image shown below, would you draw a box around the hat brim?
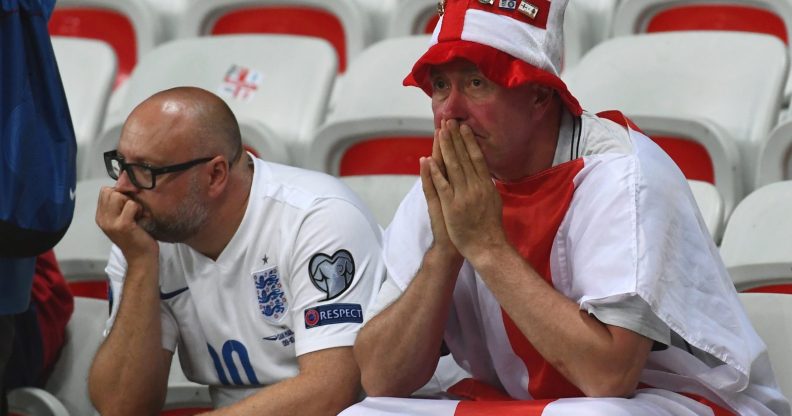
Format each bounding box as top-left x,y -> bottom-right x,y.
404,40 -> 582,116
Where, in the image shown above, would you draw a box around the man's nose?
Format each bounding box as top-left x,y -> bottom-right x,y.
114,169 -> 138,194
435,86 -> 468,124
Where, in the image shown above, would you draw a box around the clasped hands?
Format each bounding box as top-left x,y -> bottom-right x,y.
420,120 -> 506,264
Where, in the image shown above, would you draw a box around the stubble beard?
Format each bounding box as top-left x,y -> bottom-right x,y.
136,177 -> 209,243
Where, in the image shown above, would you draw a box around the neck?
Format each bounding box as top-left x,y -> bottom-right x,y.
186,157 -> 254,260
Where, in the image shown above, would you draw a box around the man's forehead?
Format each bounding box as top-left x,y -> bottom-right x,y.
118,114 -> 184,164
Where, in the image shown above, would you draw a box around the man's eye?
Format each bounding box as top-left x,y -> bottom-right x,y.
432,78 -> 447,90
471,78 -> 483,87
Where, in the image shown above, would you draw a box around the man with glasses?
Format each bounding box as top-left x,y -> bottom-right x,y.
88,86 -> 385,415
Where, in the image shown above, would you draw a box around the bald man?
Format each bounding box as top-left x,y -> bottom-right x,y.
88,87 -> 385,415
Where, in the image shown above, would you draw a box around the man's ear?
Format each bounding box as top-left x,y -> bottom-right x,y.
206,156 -> 229,198
530,84 -> 559,119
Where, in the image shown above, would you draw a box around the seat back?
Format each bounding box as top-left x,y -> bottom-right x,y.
564,32 -> 787,193
84,35 -> 336,177
310,36 -> 434,175
612,0 -> 792,44
386,0 -> 437,37
721,181 -> 792,292
738,292 -> 792,400
7,387 -> 69,416
563,0 -> 619,70
53,178 -> 115,299
49,0 -> 161,88
629,115 -> 742,218
177,0 -> 370,73
45,297 -> 108,416
756,119 -> 792,188
52,37 -> 116,180
340,175 -> 418,226
687,180 -> 725,243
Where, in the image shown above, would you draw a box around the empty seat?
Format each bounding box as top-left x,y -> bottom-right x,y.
309,36 -> 434,175
44,297 -> 107,416
52,37 -> 117,180
563,0 -> 619,70
177,0 -> 371,73
738,292 -> 792,401
687,180 -> 725,243
564,32 -> 787,194
6,387 -> 69,416
53,178 -> 114,299
385,0 -> 437,37
49,0 -> 162,89
756,119 -> 792,187
613,0 -> 792,45
612,0 -> 792,103
720,181 -> 792,292
630,114 -> 742,218
84,35 -> 335,178
341,175 -> 418,226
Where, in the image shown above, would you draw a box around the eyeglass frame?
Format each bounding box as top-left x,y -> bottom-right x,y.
103,150 -> 215,190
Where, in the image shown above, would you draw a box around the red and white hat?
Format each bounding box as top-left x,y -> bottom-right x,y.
404,0 -> 582,116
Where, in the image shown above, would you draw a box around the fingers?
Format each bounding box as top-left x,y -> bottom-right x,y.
446,120 -> 476,180
96,186 -> 139,233
420,156 -> 440,207
458,124 -> 490,180
420,157 -> 450,246
431,128 -> 446,177
438,120 -> 466,188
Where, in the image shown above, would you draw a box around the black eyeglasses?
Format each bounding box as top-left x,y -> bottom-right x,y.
103,150 -> 213,190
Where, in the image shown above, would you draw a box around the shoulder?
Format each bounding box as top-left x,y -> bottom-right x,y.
254,159 -> 368,213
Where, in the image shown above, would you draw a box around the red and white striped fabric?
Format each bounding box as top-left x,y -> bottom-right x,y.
343,113 -> 789,416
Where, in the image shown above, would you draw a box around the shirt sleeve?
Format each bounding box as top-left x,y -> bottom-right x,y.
287,197 -> 386,357
363,274 -> 403,325
104,244 -> 180,351
584,293 -> 670,345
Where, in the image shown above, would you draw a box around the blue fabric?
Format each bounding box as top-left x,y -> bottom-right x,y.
0,257 -> 35,314
0,0 -> 76,256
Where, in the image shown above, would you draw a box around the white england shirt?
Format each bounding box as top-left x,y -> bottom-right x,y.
105,156 -> 386,406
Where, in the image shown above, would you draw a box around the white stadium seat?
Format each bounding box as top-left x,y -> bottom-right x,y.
50,0 -> 163,89
720,181 -> 792,292
176,0 -> 372,74
309,35 -> 434,175
341,175 -> 418,227
564,31 -> 788,194
756,119 -> 792,187
562,0 -> 619,70
84,35 -> 337,177
6,387 -> 69,416
52,37 -> 117,180
687,180 -> 725,243
53,178 -> 114,300
738,292 -> 792,401
44,297 -> 107,416
612,0 -> 792,115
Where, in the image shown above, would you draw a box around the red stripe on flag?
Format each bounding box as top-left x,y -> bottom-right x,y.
439,0 -> 470,41
495,159 -> 585,399
455,399 -> 555,415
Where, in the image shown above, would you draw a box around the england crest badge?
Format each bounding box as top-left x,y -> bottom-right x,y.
253,267 -> 288,324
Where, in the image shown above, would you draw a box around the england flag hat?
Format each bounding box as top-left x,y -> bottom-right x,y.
404,0 -> 582,116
